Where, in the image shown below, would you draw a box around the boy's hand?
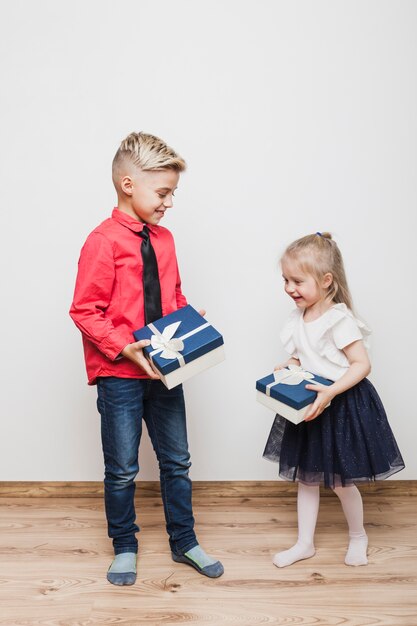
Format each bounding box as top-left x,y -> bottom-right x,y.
303,383 -> 335,421
121,340 -> 160,379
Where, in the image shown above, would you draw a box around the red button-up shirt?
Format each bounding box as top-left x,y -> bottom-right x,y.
70,208 -> 187,384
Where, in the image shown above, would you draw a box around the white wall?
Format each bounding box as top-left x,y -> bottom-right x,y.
0,0 -> 415,481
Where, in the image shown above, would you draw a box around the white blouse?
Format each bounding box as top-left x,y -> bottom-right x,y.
280,303 -> 371,381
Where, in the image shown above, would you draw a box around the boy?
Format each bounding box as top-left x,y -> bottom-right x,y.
70,131 -> 224,585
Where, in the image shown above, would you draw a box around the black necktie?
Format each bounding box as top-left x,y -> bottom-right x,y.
139,225 -> 162,324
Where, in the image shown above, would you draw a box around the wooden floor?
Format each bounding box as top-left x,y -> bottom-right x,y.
1,486 -> 417,625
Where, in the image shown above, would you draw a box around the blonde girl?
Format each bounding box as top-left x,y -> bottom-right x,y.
264,232 -> 404,568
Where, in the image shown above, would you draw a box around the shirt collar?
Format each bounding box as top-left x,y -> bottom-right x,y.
111,208 -> 159,235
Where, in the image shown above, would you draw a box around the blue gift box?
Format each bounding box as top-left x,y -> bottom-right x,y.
256,366 -> 333,424
133,305 -> 225,389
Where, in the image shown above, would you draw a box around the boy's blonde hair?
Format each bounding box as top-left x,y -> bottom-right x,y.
112,131 -> 186,187
282,232 -> 354,310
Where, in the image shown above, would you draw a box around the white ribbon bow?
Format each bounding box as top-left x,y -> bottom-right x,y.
147,319 -> 211,368
273,364 -> 318,386
150,321 -> 185,360
266,365 -> 319,396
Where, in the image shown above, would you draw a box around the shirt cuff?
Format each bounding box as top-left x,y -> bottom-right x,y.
98,330 -> 133,361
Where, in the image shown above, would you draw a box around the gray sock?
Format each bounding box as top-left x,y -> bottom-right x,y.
172,544 -> 224,577
107,552 -> 137,586
184,545 -> 217,568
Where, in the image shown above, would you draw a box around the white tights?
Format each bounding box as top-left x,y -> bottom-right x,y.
273,483 -> 368,568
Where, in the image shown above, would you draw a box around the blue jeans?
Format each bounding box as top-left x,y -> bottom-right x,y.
96,377 -> 197,556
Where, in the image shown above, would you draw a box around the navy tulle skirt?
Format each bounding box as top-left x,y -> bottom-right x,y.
263,378 -> 405,488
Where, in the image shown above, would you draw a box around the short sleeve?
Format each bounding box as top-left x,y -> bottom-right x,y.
331,315 -> 363,349
326,303 -> 371,352
309,303 -> 371,370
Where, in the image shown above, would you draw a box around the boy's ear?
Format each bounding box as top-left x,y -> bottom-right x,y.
322,272 -> 333,289
121,175 -> 133,196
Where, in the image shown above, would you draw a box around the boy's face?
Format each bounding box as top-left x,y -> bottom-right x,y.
120,168 -> 180,225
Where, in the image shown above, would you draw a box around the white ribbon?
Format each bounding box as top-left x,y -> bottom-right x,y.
148,320 -> 210,368
266,365 -> 319,396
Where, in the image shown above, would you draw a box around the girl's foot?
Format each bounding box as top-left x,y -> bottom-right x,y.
273,541 -> 315,568
345,533 -> 368,566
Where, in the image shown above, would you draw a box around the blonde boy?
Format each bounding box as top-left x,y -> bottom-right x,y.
70,132 -> 224,585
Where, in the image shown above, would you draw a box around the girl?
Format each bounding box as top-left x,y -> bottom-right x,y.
264,232 -> 404,568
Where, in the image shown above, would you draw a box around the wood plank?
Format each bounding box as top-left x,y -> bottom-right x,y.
0,494 -> 416,625
1,479 -> 416,498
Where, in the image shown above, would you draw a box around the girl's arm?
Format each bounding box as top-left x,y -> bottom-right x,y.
303,340 -> 371,421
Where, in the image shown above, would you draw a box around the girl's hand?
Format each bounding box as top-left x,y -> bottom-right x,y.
274,357 -> 300,371
303,383 -> 335,421
303,340 -> 371,422
274,362 -> 288,371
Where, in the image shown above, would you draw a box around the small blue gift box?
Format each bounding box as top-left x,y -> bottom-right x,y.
133,305 -> 225,389
256,366 -> 333,424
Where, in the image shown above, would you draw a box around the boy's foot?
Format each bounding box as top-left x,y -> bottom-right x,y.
345,534 -> 368,566
107,552 -> 137,585
172,545 -> 224,578
273,541 -> 315,568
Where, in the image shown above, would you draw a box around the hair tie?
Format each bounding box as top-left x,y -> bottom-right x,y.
316,231 -> 322,237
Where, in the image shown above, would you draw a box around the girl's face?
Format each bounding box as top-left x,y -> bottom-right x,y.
281,257 -> 331,313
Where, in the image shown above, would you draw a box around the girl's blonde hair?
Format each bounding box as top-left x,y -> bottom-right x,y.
282,232 -> 354,310
112,131 -> 186,187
